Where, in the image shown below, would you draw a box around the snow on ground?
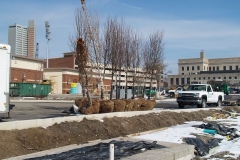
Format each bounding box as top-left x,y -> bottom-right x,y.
135,116 -> 240,159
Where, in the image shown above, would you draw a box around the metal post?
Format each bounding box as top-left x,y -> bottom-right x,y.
46,41 -> 49,68
109,144 -> 114,160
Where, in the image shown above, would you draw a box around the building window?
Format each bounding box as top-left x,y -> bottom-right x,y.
182,73 -> 184,75
182,67 -> 184,71
176,78 -> 179,85
181,78 -> 185,85
223,66 -> 226,70
208,77 -> 210,80
209,67 -> 211,71
197,66 -> 200,70
187,66 -> 189,71
194,77 -> 196,80
229,76 -> 232,79
192,66 -> 194,70
224,77 -> 226,80
217,66 -> 219,71
218,77 -> 221,79
213,67 -> 215,71
187,78 -> 190,84
213,77 -> 215,80
199,77 -> 201,80
235,76 -> 237,79
236,66 -> 239,70
229,66 -> 232,70
170,78 -> 174,85
203,77 -> 205,80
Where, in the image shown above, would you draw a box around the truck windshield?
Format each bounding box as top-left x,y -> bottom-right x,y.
186,85 -> 206,91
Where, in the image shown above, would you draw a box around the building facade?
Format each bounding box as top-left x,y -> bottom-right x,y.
9,51 -> 157,94
8,20 -> 36,58
168,51 -> 240,88
45,52 -> 157,94
11,55 -> 44,83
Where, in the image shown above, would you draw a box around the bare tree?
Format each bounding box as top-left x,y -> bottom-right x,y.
130,33 -> 142,99
143,30 -> 165,100
103,16 -> 127,99
69,7 -> 100,105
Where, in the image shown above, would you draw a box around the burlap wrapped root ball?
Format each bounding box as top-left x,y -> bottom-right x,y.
139,99 -> 156,111
123,99 -> 134,111
111,100 -> 126,112
75,97 -> 88,110
99,100 -> 114,113
80,99 -> 100,114
147,100 -> 156,110
132,100 -> 142,111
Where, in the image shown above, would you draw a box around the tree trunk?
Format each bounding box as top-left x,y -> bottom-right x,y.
85,75 -> 92,106
148,77 -> 153,100
110,72 -> 114,100
125,71 -> 128,99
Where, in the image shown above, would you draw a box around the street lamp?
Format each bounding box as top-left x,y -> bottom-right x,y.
45,21 -> 51,68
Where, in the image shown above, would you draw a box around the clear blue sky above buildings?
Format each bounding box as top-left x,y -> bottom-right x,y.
0,0 -> 240,74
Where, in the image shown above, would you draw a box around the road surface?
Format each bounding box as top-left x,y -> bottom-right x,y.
0,94 -> 238,122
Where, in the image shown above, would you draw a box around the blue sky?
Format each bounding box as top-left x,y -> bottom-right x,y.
0,0 -> 240,74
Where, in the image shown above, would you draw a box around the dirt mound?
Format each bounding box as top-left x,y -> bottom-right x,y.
0,109 -> 224,159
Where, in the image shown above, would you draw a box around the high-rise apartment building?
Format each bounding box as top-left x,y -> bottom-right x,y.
8,20 -> 36,58
27,20 -> 36,58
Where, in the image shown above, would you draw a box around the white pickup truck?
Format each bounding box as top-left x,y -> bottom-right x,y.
177,84 -> 224,109
168,87 -> 184,98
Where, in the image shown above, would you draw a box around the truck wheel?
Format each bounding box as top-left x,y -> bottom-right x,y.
178,103 -> 184,109
216,99 -> 222,107
170,93 -> 174,98
197,99 -> 206,108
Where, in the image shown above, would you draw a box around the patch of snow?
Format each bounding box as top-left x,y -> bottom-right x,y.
135,116 -> 240,158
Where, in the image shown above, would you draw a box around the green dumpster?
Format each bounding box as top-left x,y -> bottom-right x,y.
9,83 -> 20,97
9,82 -> 50,97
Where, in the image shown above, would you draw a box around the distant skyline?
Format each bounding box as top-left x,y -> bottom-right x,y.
0,0 -> 240,74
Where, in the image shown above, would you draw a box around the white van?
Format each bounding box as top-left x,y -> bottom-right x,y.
0,44 -> 11,113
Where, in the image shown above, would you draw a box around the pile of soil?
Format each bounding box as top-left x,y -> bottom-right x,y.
0,108 -> 230,159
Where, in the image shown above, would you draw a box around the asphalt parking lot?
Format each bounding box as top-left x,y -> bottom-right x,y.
1,94 -> 238,122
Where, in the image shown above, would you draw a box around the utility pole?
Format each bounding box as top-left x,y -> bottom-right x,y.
45,21 -> 51,68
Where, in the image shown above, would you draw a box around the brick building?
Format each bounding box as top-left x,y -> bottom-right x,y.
11,55 -> 43,83
43,52 -> 112,94
10,51 -> 157,94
